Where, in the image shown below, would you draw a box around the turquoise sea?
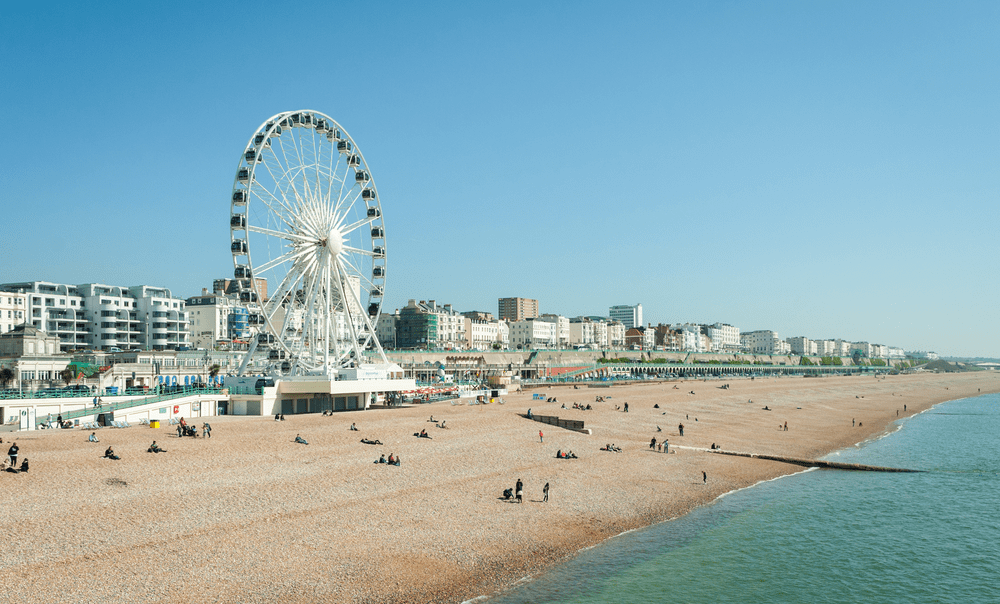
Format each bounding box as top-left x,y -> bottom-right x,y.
486,394 -> 999,604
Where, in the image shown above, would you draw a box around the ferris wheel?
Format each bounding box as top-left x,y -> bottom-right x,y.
229,110 -> 388,375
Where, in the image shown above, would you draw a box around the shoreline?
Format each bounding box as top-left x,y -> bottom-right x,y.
476,387 -> 987,603
1,372 -> 998,603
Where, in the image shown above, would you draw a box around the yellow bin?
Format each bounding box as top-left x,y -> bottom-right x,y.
149,420 -> 160,428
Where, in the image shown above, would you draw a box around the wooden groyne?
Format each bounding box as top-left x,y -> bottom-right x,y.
523,414 -> 591,435
710,450 -> 923,472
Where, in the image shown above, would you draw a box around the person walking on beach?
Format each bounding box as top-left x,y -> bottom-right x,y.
8,442 -> 19,467
543,482 -> 549,503
539,430 -> 544,443
203,422 -> 211,438
624,402 -> 629,413
852,418 -> 855,427
783,421 -> 788,431
516,478 -> 524,504
678,423 -> 684,437
702,471 -> 707,484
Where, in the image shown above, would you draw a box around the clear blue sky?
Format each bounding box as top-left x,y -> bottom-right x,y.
1,1 -> 997,357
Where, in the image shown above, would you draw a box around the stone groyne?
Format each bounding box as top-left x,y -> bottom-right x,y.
710,450 -> 923,472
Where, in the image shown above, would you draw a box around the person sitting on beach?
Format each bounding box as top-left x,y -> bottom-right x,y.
15,458 -> 28,473
280,414 -> 286,421
275,414 -> 281,421
438,420 -> 447,429
429,416 -> 435,423
568,451 -> 577,459
556,449 -> 564,458
89,432 -> 100,443
377,454 -> 386,464
350,423 -> 358,431
294,434 -> 308,445
561,403 -> 566,409
104,446 -> 120,460
147,441 -> 166,453
418,429 -> 431,439
526,409 -> 533,419
586,404 -> 592,410
387,453 -> 395,465
502,487 -> 513,500
763,405 -> 770,410
391,455 -> 400,466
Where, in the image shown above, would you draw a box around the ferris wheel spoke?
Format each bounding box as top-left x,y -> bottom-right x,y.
254,246 -> 313,276
338,257 -> 385,357
331,259 -> 363,352
275,135 -> 305,204
247,225 -> 317,245
339,213 -> 378,236
342,246 -> 377,257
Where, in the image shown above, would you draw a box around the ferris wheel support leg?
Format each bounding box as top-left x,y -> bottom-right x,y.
237,338 -> 260,377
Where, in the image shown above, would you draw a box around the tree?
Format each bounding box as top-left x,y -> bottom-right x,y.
60,367 -> 76,385
208,364 -> 221,385
0,367 -> 14,388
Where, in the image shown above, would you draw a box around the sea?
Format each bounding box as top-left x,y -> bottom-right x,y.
484,393 -> 999,604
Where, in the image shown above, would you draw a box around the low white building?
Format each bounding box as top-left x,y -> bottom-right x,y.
509,319 -> 557,349
741,330 -> 789,355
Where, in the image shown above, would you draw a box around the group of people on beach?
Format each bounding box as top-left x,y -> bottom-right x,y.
502,479 -> 549,504
4,442 -> 28,473
375,453 -> 401,466
555,449 -> 577,459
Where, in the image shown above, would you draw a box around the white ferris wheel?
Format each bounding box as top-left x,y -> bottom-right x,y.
230,110 -> 388,376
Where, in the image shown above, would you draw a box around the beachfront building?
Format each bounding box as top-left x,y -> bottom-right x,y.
425,301 -> 465,350
569,317 -> 596,347
464,316 -> 501,350
509,318 -> 557,349
609,304 -> 643,329
741,330 -> 790,355
538,314 -> 570,348
787,336 -> 812,356
498,297 -> 539,322
376,310 -> 400,349
0,281 -> 190,352
814,340 -> 836,356
624,326 -> 655,350
676,325 -> 706,352
186,290 -> 250,350
606,321 -> 625,348
1,292 -> 26,334
707,323 -> 740,352
396,300 -> 439,349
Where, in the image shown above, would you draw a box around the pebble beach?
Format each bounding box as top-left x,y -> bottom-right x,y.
2,371 -> 997,603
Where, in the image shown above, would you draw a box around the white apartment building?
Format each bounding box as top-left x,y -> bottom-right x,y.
832,339 -> 852,356
606,321 -> 625,348
538,314 -> 570,348
376,310 -> 399,349
1,292 -> 26,334
707,323 -> 740,352
609,304 -> 643,329
741,330 -> 789,355
497,320 -> 510,349
569,318 -> 596,347
887,346 -> 905,358
509,319 -> 557,349
853,342 -> 874,358
465,317 -> 500,350
0,281 -> 190,352
787,336 -> 812,356
814,339 -> 836,356
427,301 -> 466,350
677,325 -> 703,352
186,290 -> 250,350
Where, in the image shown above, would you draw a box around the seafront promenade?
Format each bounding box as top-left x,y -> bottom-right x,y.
1,371 -> 996,603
